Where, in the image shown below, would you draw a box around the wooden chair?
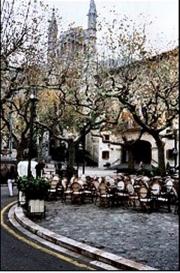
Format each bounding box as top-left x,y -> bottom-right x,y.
56,180 -> 63,199
91,180 -> 99,203
150,179 -> 162,211
83,183 -> 94,203
138,184 -> 151,211
48,175 -> 59,200
96,182 -> 113,207
127,183 -> 139,208
150,178 -> 171,212
116,180 -> 129,207
71,182 -> 84,204
62,178 -> 72,203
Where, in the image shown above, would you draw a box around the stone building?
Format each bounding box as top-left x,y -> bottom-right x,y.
86,47 -> 179,170
47,0 -> 97,65
46,1 -> 178,172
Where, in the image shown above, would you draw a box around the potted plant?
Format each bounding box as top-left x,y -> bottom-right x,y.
18,176 -> 50,216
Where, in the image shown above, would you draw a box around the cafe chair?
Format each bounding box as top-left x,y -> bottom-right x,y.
71,181 -> 84,204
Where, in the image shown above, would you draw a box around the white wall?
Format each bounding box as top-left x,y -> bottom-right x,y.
86,133 -> 99,162
98,140 -> 121,168
86,128 -> 179,169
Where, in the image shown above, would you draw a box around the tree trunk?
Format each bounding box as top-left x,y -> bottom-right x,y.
67,139 -> 76,181
128,148 -> 134,170
16,143 -> 25,161
16,137 -> 29,162
37,134 -> 44,161
155,137 -> 166,176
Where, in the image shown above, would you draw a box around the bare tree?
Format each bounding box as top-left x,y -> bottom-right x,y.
0,0 -> 50,157
92,15 -> 179,175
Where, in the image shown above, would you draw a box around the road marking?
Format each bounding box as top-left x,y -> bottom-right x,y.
1,202 -> 94,270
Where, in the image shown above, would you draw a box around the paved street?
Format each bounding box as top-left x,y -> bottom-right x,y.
1,186 -> 90,271
37,200 -> 179,270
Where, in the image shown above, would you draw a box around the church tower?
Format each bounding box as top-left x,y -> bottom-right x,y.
87,0 -> 97,51
47,8 -> 58,63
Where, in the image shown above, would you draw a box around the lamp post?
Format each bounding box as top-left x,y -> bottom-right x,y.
9,109 -> 13,158
82,123 -> 87,175
66,131 -> 75,180
78,143 -> 83,173
78,123 -> 86,175
27,90 -> 38,178
76,143 -> 79,173
172,128 -> 178,169
82,136 -> 86,174
8,97 -> 13,159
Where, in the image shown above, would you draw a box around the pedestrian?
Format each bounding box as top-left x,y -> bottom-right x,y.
56,162 -> 62,176
35,160 -> 45,178
7,165 -> 18,197
0,164 -> 8,184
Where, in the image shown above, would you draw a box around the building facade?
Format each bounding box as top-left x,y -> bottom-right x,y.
86,48 -> 179,170
47,0 -> 97,65
46,1 -> 179,171
87,127 -> 179,170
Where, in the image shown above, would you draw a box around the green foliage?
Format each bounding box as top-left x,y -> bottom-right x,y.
18,176 -> 30,192
18,176 -> 50,200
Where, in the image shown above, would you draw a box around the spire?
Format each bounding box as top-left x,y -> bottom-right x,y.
89,0 -> 97,14
48,8 -> 58,35
48,8 -> 58,61
87,0 -> 97,30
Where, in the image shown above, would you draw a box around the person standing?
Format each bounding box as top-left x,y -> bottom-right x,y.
35,160 -> 45,178
7,165 -> 17,197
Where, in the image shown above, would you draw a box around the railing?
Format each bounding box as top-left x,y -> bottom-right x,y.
111,158 -> 120,166
151,159 -> 158,167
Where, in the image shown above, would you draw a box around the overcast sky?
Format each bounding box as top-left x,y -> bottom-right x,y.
44,0 -> 178,52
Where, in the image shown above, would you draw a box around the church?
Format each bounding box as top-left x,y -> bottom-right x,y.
45,0 -> 179,174
47,0 -> 97,64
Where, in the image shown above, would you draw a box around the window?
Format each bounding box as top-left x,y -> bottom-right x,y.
166,149 -> 176,159
102,151 -> 109,160
104,135 -> 110,141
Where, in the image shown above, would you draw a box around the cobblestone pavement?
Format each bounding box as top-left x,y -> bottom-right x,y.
36,201 -> 179,270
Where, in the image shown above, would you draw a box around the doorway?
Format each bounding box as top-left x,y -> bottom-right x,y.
122,140 -> 152,164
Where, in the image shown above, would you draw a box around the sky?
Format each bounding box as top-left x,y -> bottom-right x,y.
44,0 -> 178,52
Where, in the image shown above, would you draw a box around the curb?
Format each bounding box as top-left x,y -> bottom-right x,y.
14,205 -> 156,271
